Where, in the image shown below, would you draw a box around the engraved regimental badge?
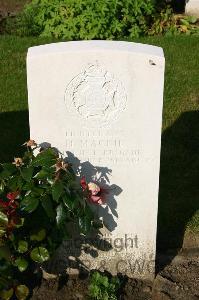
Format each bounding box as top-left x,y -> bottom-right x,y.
65,63 -> 127,127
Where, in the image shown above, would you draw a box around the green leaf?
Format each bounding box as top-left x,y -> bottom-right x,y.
47,178 -> 54,185
18,241 -> 28,253
0,288 -> 14,300
15,285 -> 29,300
20,195 -> 39,213
21,181 -> 32,191
15,257 -> 28,272
56,203 -> 67,227
1,163 -> 16,174
0,181 -> 5,192
180,19 -> 189,26
52,181 -> 64,202
0,228 -> 6,237
31,186 -> 44,196
0,258 -> 11,273
34,169 -> 49,179
56,223 -> 70,241
0,246 -> 11,261
30,247 -> 50,263
41,195 -> 55,219
0,170 -> 11,180
186,15 -> 197,24
15,218 -> 24,229
0,212 -> 8,226
32,149 -> 56,167
20,167 -> 34,182
62,194 -> 75,210
78,215 -> 92,234
101,276 -> 109,287
30,229 -> 46,241
7,175 -> 23,191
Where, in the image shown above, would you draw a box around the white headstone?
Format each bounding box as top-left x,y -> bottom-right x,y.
27,41 -> 165,280
186,0 -> 199,17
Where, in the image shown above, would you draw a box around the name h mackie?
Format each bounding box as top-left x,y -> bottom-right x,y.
65,234 -> 139,253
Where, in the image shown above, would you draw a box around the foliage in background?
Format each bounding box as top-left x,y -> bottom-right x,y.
88,271 -> 120,300
150,7 -> 199,35
12,0 -> 157,39
0,140 -> 103,299
6,0 -> 198,39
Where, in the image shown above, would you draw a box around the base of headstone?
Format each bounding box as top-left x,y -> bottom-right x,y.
45,233 -> 155,280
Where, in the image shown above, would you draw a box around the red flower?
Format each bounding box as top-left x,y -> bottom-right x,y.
80,177 -> 107,205
7,191 -> 19,201
7,213 -> 21,234
0,199 -> 9,208
80,176 -> 88,191
89,187 -> 108,205
0,192 -> 20,234
0,192 -> 19,215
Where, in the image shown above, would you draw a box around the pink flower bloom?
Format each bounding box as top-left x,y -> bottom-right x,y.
12,157 -> 24,167
80,177 -> 107,205
90,194 -> 104,205
23,139 -> 37,147
88,182 -> 100,196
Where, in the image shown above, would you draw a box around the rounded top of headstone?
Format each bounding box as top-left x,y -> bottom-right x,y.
27,40 -> 164,59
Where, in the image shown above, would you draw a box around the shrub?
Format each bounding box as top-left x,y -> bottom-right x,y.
0,140 -> 104,299
88,271 -> 120,300
15,0 -> 156,39
149,7 -> 199,36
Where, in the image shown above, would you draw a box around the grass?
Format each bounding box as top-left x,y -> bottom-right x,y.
0,35 -> 199,250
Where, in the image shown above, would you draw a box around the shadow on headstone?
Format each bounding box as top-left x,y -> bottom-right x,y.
66,151 -> 122,232
156,110 -> 199,273
39,145 -> 122,275
0,112 -> 120,274
0,110 -> 198,276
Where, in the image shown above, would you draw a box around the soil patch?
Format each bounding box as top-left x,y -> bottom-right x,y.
0,0 -> 29,17
0,0 -> 30,33
32,276 -> 90,300
31,253 -> 199,300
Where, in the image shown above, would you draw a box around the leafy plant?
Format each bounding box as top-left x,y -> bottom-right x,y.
0,140 -> 104,299
178,15 -> 199,35
9,0 -> 199,38
149,7 -> 178,35
149,7 -> 199,36
88,271 -> 120,300
15,0 -> 156,39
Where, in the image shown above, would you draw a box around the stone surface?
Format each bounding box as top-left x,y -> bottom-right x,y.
27,41 -> 165,279
185,0 -> 199,17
